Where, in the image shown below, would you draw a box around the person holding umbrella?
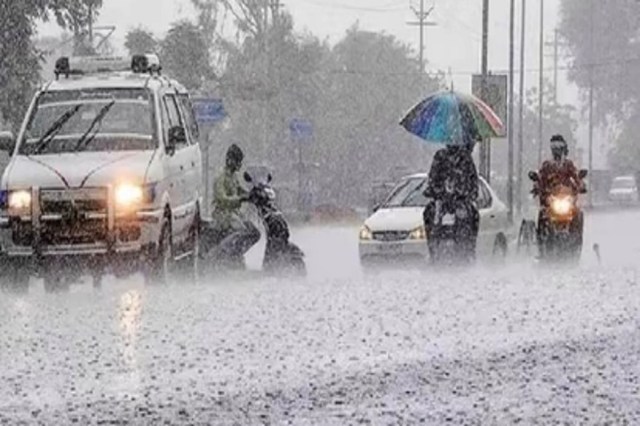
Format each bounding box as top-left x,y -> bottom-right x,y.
400,90 -> 505,264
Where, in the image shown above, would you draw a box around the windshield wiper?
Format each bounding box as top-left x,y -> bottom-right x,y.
30,104 -> 82,155
73,100 -> 116,152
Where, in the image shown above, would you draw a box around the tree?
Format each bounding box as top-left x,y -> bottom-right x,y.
161,21 -> 215,91
0,0 -> 102,129
124,28 -> 158,56
560,0 -> 640,168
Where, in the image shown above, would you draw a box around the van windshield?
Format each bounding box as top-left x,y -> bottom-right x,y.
19,88 -> 156,155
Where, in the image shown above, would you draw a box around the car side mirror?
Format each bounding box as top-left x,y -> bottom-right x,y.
528,171 -> 539,182
372,203 -> 381,213
166,126 -> 186,155
579,169 -> 588,179
0,131 -> 16,154
243,172 -> 253,183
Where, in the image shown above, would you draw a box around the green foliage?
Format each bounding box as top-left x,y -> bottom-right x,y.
560,0 -> 640,168
161,21 -> 214,91
0,0 -> 101,130
124,28 -> 158,56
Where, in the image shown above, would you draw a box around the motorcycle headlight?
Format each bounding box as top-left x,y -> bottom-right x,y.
550,196 -> 574,216
115,183 -> 144,209
265,188 -> 276,201
409,226 -> 427,240
359,225 -> 373,241
8,190 -> 32,212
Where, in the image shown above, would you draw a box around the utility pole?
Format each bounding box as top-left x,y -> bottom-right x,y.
545,29 -> 564,103
588,0 -> 594,207
537,0 -> 544,166
517,0 -> 526,214
88,1 -> 94,48
407,0 -> 437,75
480,0 -> 490,181
508,0 -> 515,224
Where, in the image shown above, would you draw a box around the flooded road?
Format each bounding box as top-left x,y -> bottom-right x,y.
1,209 -> 640,424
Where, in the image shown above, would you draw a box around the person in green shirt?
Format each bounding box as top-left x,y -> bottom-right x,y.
210,144 -> 260,263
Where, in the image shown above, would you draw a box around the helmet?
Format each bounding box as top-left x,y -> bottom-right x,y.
550,134 -> 568,160
226,144 -> 244,170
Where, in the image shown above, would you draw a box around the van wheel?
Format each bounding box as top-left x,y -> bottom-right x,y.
145,218 -> 172,285
1,257 -> 30,294
493,233 -> 508,259
179,212 -> 200,284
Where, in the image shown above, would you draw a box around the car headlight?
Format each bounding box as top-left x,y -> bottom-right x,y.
550,196 -> 573,216
8,190 -> 32,212
115,183 -> 144,208
409,226 -> 427,240
359,225 -> 373,241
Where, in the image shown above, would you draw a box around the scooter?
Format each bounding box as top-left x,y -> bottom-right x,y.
200,173 -> 306,276
529,169 -> 588,262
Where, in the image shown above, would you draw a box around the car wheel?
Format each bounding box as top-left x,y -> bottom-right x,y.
1,257 -> 30,294
144,217 -> 173,286
493,233 -> 508,259
44,272 -> 70,293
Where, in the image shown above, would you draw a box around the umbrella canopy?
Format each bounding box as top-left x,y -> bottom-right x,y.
400,90 -> 505,146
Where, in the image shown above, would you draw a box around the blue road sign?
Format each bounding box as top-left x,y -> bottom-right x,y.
192,98 -> 227,124
289,118 -> 313,140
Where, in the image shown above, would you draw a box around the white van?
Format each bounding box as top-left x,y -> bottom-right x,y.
0,55 -> 203,291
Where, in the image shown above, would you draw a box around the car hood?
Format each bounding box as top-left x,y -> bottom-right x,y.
3,151 -> 156,189
364,207 -> 423,232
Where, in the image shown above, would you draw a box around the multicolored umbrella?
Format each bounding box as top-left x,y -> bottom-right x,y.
400,90 -> 505,146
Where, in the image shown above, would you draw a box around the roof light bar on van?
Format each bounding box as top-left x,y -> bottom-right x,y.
54,54 -> 162,79
55,56 -> 130,78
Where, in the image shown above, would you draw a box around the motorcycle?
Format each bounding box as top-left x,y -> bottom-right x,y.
200,173 -> 306,276
425,180 -> 478,265
528,169 -> 588,262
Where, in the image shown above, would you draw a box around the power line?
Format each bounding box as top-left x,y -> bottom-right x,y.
296,0 -> 406,12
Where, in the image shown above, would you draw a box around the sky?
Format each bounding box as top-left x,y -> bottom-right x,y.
38,0 -> 605,166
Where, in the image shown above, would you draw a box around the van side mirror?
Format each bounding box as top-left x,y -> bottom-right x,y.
243,172 -> 253,183
528,171 -> 539,182
0,131 -> 16,154
579,169 -> 588,179
166,126 -> 186,155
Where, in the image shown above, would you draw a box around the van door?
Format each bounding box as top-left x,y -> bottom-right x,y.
160,93 -> 192,241
177,93 -> 203,222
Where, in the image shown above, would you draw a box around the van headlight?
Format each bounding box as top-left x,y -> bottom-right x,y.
359,225 -> 373,241
409,226 -> 427,240
8,190 -> 32,212
115,184 -> 144,208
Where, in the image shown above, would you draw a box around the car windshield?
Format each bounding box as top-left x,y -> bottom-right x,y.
382,177 -> 429,208
20,88 -> 155,155
613,178 -> 635,189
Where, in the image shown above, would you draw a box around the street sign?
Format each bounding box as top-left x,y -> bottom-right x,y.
192,98 -> 226,124
472,74 -> 508,129
289,118 -> 313,141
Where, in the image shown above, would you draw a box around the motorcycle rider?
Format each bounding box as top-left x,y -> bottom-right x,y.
210,144 -> 260,265
423,141 -> 480,262
534,134 -> 585,255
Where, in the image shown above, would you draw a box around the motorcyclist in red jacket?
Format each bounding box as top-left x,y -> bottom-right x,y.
535,134 -> 583,203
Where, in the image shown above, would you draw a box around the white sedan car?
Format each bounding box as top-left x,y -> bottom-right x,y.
609,175 -> 638,204
359,173 -> 513,264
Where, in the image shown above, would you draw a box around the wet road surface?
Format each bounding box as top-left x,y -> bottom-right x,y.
2,209 -> 640,424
